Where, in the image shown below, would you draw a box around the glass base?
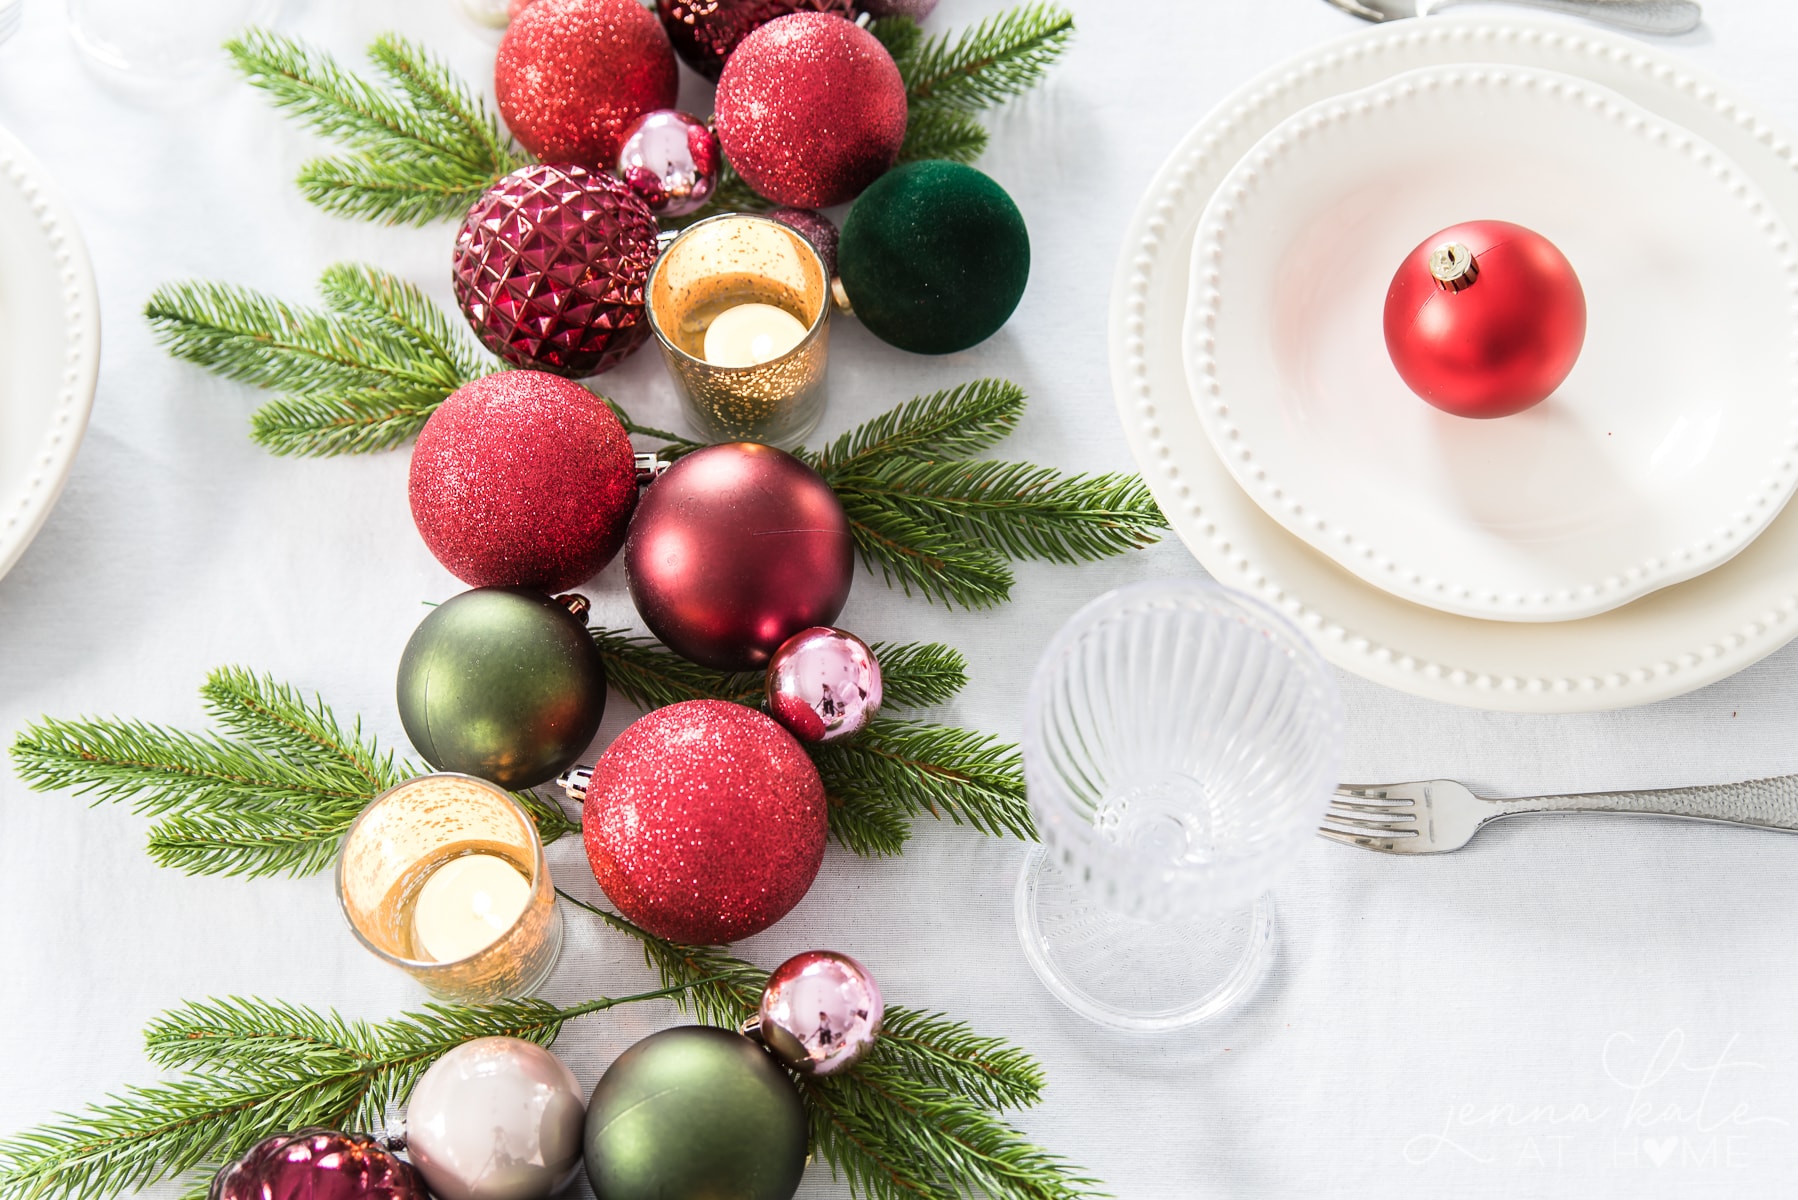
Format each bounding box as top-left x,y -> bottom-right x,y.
1014,845 -> 1273,1032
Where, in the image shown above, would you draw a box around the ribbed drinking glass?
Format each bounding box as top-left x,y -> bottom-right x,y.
1016,579 -> 1343,1030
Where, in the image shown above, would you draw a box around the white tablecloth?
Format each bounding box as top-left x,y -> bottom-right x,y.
6,2 -> 1798,1196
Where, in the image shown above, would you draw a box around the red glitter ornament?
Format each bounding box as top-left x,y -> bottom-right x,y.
1384,220 -> 1587,419
410,371 -> 638,591
582,700 -> 828,944
715,13 -> 908,208
496,0 -> 679,166
453,164 -> 660,377
655,0 -> 857,80
625,443 -> 855,671
210,1131 -> 426,1200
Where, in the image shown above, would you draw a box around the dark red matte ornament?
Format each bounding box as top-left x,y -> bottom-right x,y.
1383,219 -> 1587,419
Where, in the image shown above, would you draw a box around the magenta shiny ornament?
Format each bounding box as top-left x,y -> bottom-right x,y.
758,950 -> 884,1076
625,443 -> 854,671
616,110 -> 719,217
768,207 -> 839,278
452,163 -> 661,377
209,1130 -> 427,1200
766,626 -> 881,743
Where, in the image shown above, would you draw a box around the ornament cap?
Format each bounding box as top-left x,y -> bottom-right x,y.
1429,242 -> 1480,292
558,764 -> 595,803
831,277 -> 853,313
635,451 -> 671,484
556,593 -> 592,623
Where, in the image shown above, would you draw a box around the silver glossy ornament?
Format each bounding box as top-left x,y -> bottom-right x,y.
616,110 -> 719,217
404,1037 -> 586,1200
765,626 -> 882,744
757,950 -> 884,1076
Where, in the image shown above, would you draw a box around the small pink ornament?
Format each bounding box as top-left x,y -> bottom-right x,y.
758,950 -> 884,1076
766,626 -> 881,743
617,110 -> 720,217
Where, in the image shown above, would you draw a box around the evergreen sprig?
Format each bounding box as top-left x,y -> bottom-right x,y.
8,668 -> 575,878
145,266 -> 483,456
561,894 -> 1097,1200
227,30 -> 529,226
898,3 -> 1077,113
0,988 -> 690,1200
899,106 -> 991,165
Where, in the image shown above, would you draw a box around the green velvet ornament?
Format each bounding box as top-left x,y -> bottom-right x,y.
838,160 -> 1030,355
583,1026 -> 807,1200
396,587 -> 606,790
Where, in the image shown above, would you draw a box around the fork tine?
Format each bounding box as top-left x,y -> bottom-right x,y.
1334,785 -> 1403,801
1322,812 -> 1420,834
1317,826 -> 1404,853
1329,798 -> 1416,816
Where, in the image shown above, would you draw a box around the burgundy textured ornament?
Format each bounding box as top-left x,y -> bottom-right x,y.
625,443 -> 854,671
409,372 -> 637,591
496,0 -> 679,166
453,164 -> 660,377
655,0 -> 857,80
768,207 -> 840,278
714,13 -> 907,207
617,110 -> 720,217
766,626 -> 881,743
758,950 -> 884,1076
581,700 -> 828,944
210,1131 -> 426,1200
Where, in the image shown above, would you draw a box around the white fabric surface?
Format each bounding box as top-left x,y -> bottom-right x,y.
5,2 -> 1798,1197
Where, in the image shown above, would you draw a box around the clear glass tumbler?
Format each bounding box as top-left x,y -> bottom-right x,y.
1016,579 -> 1343,1031
66,0 -> 278,93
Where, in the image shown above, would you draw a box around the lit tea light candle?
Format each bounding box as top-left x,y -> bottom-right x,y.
704,302 -> 809,367
337,773 -> 562,1003
412,853 -> 532,962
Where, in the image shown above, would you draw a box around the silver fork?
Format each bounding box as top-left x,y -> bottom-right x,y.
1320,775 -> 1798,854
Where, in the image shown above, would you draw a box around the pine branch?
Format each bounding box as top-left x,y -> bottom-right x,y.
809,380 -> 1027,475
557,891 -> 765,1027
228,29 -> 527,225
900,3 -> 1075,113
600,400 -> 708,461
900,106 -> 990,166
0,990 -> 688,1200
838,461 -> 1168,565
145,267 -> 482,456
9,671 -> 574,879
838,492 -> 1015,610
869,642 -> 967,710
872,1009 -> 1045,1114
870,15 -> 925,64
813,719 -> 1034,853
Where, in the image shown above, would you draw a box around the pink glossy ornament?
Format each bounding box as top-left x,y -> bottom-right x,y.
617,110 -> 719,217
766,626 -> 881,743
209,1131 -> 426,1200
625,443 -> 854,671
452,163 -> 661,378
757,950 -> 884,1076
1383,219 -> 1587,419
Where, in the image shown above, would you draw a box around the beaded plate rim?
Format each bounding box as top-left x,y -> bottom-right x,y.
1108,15 -> 1798,712
1186,63 -> 1798,621
0,123 -> 100,585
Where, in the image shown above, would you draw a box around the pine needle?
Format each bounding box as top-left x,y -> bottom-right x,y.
814,719 -> 1034,854
899,106 -> 990,166
228,29 -> 528,226
899,3 -> 1076,113
808,379 -> 1027,474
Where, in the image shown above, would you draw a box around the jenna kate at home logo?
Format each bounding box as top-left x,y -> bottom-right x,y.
1403,1031 -> 1789,1170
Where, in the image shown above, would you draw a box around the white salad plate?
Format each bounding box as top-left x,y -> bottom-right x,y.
1110,15 -> 1798,712
0,124 -> 99,584
1186,63 -> 1798,623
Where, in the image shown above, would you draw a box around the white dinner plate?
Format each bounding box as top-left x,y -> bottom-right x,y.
1109,15 -> 1798,712
0,124 -> 99,584
1186,64 -> 1798,622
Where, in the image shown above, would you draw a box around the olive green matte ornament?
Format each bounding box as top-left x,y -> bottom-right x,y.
838,159 -> 1030,355
396,587 -> 606,790
583,1026 -> 807,1200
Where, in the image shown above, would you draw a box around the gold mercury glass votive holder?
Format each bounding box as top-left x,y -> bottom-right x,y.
335,773 -> 561,1003
647,212 -> 831,448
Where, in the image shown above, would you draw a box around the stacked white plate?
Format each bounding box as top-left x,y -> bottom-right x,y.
1109,15 -> 1798,713
0,124 -> 100,583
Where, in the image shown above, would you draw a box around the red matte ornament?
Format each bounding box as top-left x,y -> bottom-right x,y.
714,13 -> 908,207
625,443 -> 855,671
496,0 -> 679,166
1384,220 -> 1587,419
581,699 -> 828,944
409,372 -> 638,591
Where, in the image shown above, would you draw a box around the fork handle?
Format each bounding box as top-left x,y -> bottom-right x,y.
1415,0 -> 1702,35
1495,775 -> 1798,832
